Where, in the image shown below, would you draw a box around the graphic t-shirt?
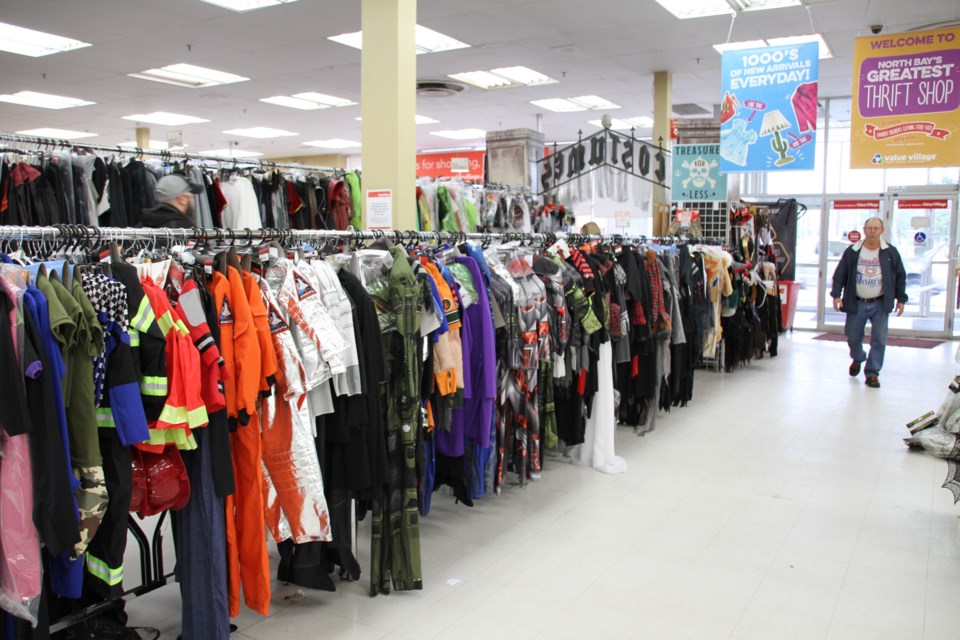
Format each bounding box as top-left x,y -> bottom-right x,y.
856,246 -> 882,299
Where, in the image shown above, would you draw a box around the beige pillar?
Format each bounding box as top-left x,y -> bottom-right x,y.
652,71 -> 672,236
135,127 -> 150,149
361,0 -> 417,230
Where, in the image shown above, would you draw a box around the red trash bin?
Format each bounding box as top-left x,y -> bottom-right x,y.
778,280 -> 800,331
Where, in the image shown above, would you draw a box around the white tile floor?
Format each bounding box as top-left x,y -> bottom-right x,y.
125,332 -> 960,639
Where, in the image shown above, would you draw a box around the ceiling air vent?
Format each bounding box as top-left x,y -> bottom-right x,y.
673,103 -> 711,116
416,80 -> 467,98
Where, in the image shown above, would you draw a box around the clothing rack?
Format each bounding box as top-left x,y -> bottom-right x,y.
0,224 -> 726,248
0,132 -> 341,174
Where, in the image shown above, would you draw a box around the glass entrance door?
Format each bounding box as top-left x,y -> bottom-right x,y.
819,193 -> 957,337
821,196 -> 885,330
885,195 -> 957,337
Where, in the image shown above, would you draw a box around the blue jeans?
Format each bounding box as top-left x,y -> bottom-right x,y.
845,299 -> 889,377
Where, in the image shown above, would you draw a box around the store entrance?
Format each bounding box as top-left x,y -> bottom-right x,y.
819,192 -> 958,338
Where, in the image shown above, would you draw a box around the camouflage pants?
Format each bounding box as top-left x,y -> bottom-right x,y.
74,465 -> 109,558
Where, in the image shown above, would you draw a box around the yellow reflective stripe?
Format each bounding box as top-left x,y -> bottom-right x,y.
140,375 -> 168,397
95,408 -> 116,428
87,553 -> 123,586
174,319 -> 189,336
128,330 -> 140,347
156,310 -> 176,336
158,403 -> 209,429
145,428 -> 198,451
187,405 -> 208,429
131,298 -> 154,334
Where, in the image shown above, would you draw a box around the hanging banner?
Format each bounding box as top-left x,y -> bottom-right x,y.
833,199 -> 881,209
720,42 -> 819,172
538,129 -> 669,193
671,144 -> 727,201
851,27 -> 959,168
416,151 -> 485,181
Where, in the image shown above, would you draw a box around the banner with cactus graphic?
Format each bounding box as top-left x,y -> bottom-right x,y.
850,26 -> 960,169
719,41 -> 819,173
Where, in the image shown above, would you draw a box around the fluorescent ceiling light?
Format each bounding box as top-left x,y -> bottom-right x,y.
714,34 -> 832,59
450,66 -> 558,90
200,0 -> 298,12
199,148 -> 263,158
488,66 -> 557,86
449,70 -> 514,90
129,63 -> 248,88
414,25 -> 470,54
734,0 -> 802,11
588,117 -> 655,129
430,129 -> 487,140
531,96 -> 621,112
328,25 -> 470,54
531,98 -> 588,113
0,90 -> 94,109
712,39 -> 768,53
654,0 -> 733,19
303,139 -> 361,149
767,33 -> 833,59
327,31 -> 364,50
17,127 -> 97,140
0,21 -> 91,57
260,95 -> 329,110
655,0 -> 800,19
122,111 -> 210,126
570,95 -> 621,110
223,126 -> 298,138
292,92 -> 356,107
119,139 -> 188,150
355,115 -> 440,124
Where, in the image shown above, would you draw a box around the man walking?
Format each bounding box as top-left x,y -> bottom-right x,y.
140,174 -> 203,228
830,217 -> 907,388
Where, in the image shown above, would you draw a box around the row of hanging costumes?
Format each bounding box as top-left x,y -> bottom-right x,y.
0,241 -> 399,639
0,231 -> 722,639
415,179 -> 571,235
696,234 -> 783,372
0,151 -> 364,231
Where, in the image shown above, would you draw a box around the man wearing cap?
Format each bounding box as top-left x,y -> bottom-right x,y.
140,175 -> 204,228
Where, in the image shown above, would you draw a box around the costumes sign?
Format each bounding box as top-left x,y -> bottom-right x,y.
671,144 -> 726,201
720,42 -> 819,172
851,27 -> 959,168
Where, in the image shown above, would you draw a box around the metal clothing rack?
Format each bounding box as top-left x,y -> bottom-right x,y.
0,224 -> 726,248
0,132 -> 341,173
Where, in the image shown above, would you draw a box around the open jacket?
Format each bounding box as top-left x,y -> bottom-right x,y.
830,237 -> 908,314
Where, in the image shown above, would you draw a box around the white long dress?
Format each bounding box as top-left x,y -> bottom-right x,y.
572,342 -> 627,474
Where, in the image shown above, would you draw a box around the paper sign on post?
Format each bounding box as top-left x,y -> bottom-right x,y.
615,211 -> 631,227
366,189 -> 393,230
450,157 -> 470,173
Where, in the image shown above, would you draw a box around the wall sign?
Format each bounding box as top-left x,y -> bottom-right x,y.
847,230 -> 862,243
720,42 -> 819,172
897,199 -> 949,209
833,200 -> 881,210
851,26 -> 960,168
671,144 -> 727,201
416,151 -> 485,181
539,129 -> 669,193
366,189 -> 393,230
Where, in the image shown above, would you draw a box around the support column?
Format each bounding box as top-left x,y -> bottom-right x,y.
361,0 -> 417,230
135,127 -> 150,149
652,71 -> 672,235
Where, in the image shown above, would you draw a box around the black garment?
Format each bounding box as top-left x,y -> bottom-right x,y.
84,430 -> 131,599
0,293 -> 30,435
139,203 -> 193,229
197,276 -> 235,498
23,307 -> 81,558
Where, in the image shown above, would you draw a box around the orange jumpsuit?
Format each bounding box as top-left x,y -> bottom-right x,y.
209,267 -> 270,617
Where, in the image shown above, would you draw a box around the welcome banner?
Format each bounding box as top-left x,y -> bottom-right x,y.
851,26 -> 960,168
